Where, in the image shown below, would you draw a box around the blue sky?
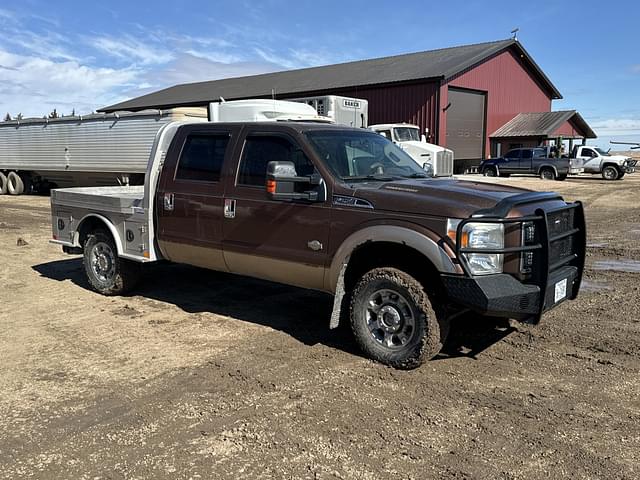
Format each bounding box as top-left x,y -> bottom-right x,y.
1,0 -> 638,147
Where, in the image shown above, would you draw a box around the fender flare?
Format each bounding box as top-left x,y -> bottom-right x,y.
537,164 -> 558,176
73,213 -> 125,256
326,224 -> 458,293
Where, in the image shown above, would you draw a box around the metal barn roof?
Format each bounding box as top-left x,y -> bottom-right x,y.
490,111 -> 596,139
101,39 -> 561,113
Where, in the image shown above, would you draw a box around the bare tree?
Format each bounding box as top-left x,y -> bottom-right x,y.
16,113 -> 23,120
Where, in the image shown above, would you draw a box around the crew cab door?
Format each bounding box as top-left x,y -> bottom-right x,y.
578,147 -> 600,173
221,127 -> 331,290
156,124 -> 240,271
500,149 -> 521,173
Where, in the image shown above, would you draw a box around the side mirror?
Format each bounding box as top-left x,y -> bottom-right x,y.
266,161 -> 322,202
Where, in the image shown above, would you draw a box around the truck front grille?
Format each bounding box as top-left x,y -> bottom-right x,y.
435,150 -> 454,177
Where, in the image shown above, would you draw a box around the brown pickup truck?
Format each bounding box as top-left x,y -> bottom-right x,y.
51,121 -> 586,369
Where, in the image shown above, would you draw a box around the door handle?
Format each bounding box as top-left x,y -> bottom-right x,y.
163,193 -> 174,211
224,199 -> 236,219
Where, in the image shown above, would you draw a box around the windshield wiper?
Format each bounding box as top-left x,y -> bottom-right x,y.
402,172 -> 429,179
343,174 -> 398,182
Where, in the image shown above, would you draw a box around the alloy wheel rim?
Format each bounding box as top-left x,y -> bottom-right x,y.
90,242 -> 116,283
365,289 -> 415,349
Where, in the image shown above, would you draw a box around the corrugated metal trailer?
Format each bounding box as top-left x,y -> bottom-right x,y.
0,107 -> 206,194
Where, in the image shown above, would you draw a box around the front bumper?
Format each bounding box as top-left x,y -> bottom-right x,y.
623,160 -> 637,173
447,192 -> 586,323
442,265 -> 579,322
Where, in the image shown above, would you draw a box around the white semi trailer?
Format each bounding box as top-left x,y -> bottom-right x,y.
0,108 -> 206,195
289,95 -> 368,128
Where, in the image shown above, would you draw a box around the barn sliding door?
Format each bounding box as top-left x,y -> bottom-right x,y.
446,87 -> 486,160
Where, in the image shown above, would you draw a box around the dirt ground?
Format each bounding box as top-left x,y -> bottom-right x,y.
1,172 -> 639,479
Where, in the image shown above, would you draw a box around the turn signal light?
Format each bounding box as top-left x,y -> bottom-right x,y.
266,179 -> 277,194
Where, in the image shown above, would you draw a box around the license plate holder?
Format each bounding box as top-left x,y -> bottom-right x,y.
554,278 -> 568,304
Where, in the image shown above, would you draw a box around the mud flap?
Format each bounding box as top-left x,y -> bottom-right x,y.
329,261 -> 348,329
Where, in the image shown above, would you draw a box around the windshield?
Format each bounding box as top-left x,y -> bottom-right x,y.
594,147 -> 610,156
393,127 -> 420,142
305,130 -> 427,181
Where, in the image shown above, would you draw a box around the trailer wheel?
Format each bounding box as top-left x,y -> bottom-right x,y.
350,267 -> 447,369
602,166 -> 619,181
539,168 -> 556,181
83,229 -> 141,295
0,172 -> 7,195
7,171 -> 24,195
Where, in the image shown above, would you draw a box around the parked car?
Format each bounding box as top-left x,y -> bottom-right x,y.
480,147 -> 573,181
571,145 -> 636,180
50,102 -> 586,369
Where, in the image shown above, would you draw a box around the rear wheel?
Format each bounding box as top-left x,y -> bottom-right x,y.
602,166 -> 619,181
483,167 -> 497,177
540,168 -> 556,181
350,267 -> 448,369
83,229 -> 141,295
7,171 -> 24,195
0,172 -> 7,195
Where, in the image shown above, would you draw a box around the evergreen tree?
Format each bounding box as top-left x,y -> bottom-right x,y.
3,113 -> 11,121
49,108 -> 59,119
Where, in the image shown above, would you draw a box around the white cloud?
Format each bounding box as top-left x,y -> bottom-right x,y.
592,118 -> 640,135
0,49 -> 139,117
91,35 -> 174,65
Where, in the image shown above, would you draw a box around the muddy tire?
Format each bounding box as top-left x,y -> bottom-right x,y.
83,229 -> 141,295
539,168 -> 556,181
618,172 -> 625,180
7,171 -> 24,195
556,174 -> 567,181
483,167 -> 497,177
0,172 -> 7,195
350,268 -> 447,369
602,166 -> 619,181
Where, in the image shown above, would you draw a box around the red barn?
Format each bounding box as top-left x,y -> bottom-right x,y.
102,39 -> 595,172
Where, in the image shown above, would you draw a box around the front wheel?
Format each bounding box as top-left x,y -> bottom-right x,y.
350,268 -> 448,369
83,229 -> 141,295
483,167 -> 497,177
602,166 -> 619,181
556,174 -> 567,181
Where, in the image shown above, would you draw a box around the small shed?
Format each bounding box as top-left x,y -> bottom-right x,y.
490,110 -> 596,157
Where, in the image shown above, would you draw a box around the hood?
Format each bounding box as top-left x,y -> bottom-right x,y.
605,154 -> 631,162
399,140 -> 447,153
351,177 -> 530,218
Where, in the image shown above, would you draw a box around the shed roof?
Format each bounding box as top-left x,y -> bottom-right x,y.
101,39 -> 561,112
490,111 -> 596,139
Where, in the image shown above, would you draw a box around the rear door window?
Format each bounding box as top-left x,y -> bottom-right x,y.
176,134 -> 230,182
521,149 -> 533,159
533,149 -> 547,158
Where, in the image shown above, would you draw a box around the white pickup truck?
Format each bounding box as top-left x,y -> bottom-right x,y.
369,124 -> 454,177
571,145 -> 636,180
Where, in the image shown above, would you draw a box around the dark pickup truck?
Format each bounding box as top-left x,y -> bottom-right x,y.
50,121 -> 586,369
480,147 -> 575,181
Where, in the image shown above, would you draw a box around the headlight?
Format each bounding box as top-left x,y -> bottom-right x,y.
447,220 -> 504,275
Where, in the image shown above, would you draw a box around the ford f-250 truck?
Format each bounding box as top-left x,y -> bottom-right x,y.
50,120 -> 586,369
